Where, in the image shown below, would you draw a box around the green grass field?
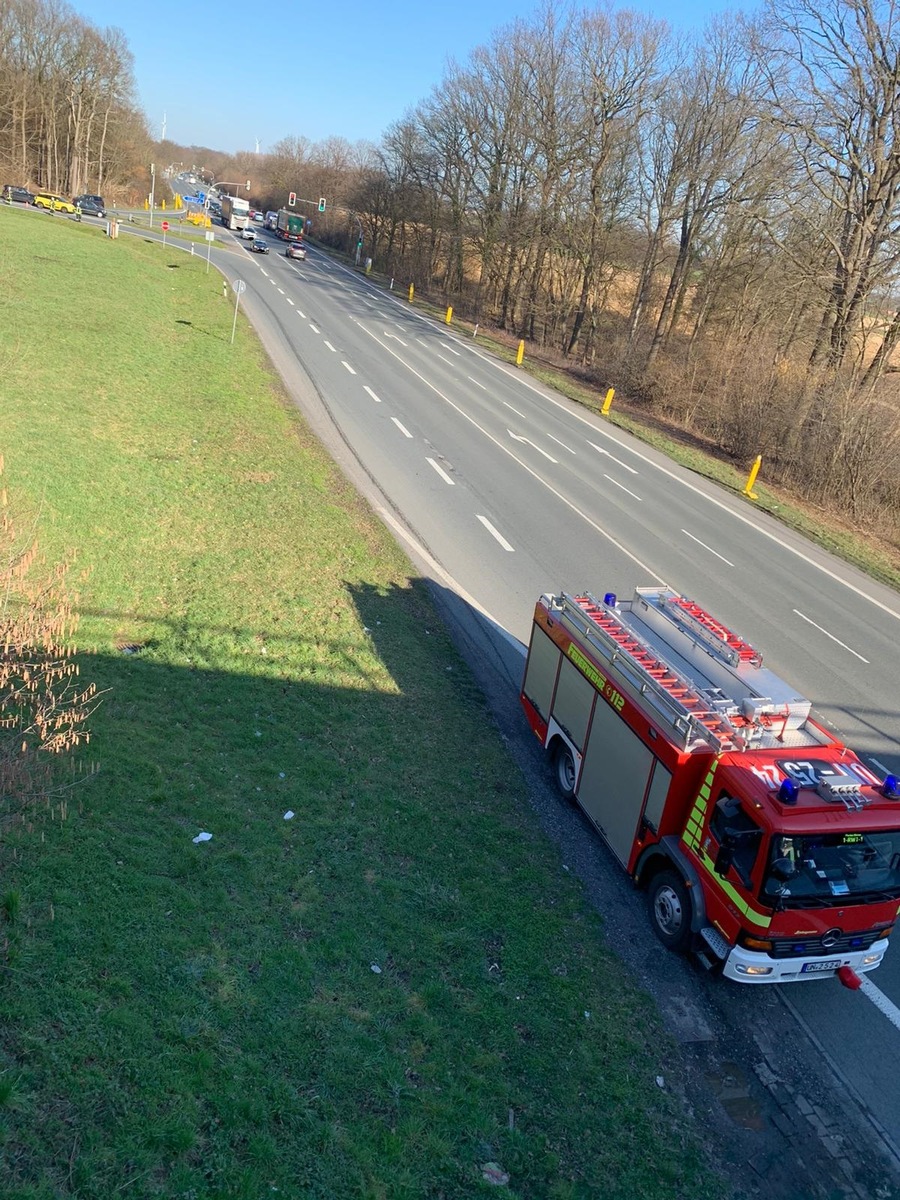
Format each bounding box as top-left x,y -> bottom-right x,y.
0,210 -> 724,1199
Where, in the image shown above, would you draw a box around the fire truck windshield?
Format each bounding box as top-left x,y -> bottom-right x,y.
762,830 -> 900,907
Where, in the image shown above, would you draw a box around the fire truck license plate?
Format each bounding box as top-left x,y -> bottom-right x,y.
801,959 -> 842,973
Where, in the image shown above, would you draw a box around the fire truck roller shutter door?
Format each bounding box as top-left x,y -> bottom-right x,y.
522,626 -> 561,722
550,655 -> 595,754
578,695 -> 656,866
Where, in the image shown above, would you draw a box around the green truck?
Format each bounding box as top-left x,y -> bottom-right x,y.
276,209 -> 304,241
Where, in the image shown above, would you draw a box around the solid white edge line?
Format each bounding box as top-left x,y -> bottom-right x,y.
391,417 -> 413,438
426,457 -> 455,485
859,975 -> 900,1034
477,514 -> 515,552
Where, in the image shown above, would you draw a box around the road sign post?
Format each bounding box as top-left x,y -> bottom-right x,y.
230,279 -> 246,345
161,219 -> 169,247
205,228 -> 215,273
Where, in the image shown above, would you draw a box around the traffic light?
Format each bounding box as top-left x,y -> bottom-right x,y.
357,238 -> 363,248
288,192 -> 296,206
318,197 -> 326,212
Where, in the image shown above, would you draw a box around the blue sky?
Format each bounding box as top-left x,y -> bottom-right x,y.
73,0 -> 754,155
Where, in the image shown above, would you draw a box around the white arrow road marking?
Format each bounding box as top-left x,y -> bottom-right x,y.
385,331 -> 408,346
392,417 -> 413,438
793,610 -> 869,662
363,386 -> 381,403
507,430 -> 558,463
681,529 -> 734,566
477,515 -> 515,551
589,441 -> 639,474
604,474 -> 642,501
427,457 -> 455,485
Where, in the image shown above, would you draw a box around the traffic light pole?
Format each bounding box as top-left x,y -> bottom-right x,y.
351,214 -> 363,265
286,195 -> 327,213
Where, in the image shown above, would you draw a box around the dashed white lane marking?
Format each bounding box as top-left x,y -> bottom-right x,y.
427,457 -> 455,485
392,417 -> 413,438
297,309 -> 306,318
385,331 -> 408,346
604,474 -> 642,501
546,431 -> 576,454
682,529 -> 734,567
417,338 -> 429,346
468,377 -> 487,390
504,402 -> 526,418
437,354 -> 456,366
589,441 -> 639,474
352,321 -> 662,580
309,324 -> 320,334
364,386 -> 381,403
793,610 -> 870,662
508,429 -> 558,463
477,515 -> 515,552
441,343 -> 461,355
277,287 -> 284,294
342,361 -> 356,375
324,340 -> 336,352
859,976 -> 900,1033
260,269 -> 269,277
286,297 -> 294,305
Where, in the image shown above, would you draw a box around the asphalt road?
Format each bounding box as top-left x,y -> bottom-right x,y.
125,217 -> 900,1196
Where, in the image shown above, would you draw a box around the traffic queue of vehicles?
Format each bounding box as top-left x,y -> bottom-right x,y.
2,185 -> 106,216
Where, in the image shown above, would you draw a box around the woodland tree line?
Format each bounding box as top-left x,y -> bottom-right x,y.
4,0 -> 900,544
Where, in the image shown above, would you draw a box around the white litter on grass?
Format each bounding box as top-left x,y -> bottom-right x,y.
584,1011 -> 591,1020
192,831 -> 212,844
370,963 -> 382,974
279,772 -> 285,779
656,1075 -> 665,1088
283,810 -> 295,820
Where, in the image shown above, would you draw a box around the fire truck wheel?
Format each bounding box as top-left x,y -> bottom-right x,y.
648,871 -> 692,953
553,742 -> 577,801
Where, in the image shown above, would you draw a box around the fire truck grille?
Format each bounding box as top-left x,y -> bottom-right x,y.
769,928 -> 886,959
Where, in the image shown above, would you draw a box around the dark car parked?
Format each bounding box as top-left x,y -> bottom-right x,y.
2,185 -> 34,204
72,193 -> 106,217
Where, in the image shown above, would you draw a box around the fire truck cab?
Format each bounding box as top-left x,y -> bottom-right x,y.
521,587 -> 900,983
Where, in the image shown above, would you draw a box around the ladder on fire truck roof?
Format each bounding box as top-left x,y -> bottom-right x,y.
551,588 -> 813,753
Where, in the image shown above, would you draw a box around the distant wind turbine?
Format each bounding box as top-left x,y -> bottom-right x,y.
255,137 -> 260,154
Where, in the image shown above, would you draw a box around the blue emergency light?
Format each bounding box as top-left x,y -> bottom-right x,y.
778,779 -> 798,805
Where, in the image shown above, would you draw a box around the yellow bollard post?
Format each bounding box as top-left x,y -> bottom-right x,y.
408,283 -> 415,303
516,340 -> 525,366
601,387 -> 615,415
161,199 -> 166,210
143,199 -> 149,210
445,306 -> 453,325
743,454 -> 762,500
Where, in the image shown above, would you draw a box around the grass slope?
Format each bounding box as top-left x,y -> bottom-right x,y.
0,210 -> 724,1199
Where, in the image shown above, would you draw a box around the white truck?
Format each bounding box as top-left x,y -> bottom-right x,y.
220,194 -> 250,232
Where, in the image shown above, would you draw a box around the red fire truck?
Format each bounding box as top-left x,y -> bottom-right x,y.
520,587 -> 900,985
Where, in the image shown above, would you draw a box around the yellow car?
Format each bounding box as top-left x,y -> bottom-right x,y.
32,192 -> 76,214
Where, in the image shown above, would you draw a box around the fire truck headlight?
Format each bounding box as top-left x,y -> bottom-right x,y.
735,963 -> 774,976
862,951 -> 883,966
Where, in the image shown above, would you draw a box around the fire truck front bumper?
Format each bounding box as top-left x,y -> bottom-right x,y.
722,938 -> 890,984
